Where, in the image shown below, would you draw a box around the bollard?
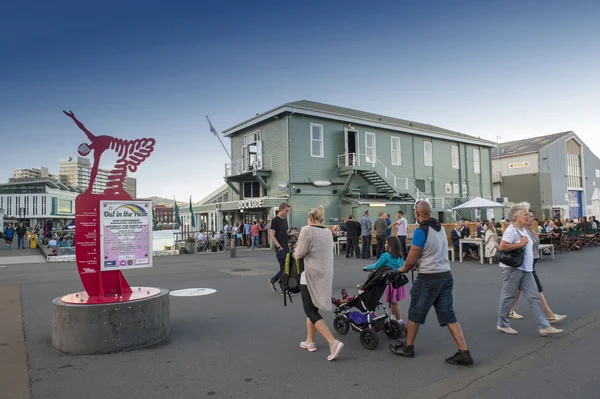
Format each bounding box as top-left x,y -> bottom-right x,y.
230,248 -> 237,258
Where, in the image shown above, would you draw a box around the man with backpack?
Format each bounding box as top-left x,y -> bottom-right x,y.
4,223 -> 15,250
268,202 -> 292,295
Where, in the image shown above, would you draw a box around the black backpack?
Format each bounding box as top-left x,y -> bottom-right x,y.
281,252 -> 303,306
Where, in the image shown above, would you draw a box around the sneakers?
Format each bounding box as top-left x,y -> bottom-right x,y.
539,327 -> 564,336
548,314 -> 567,324
280,291 -> 295,297
268,279 -> 278,292
389,341 -> 415,357
300,341 -> 317,352
496,326 -> 519,335
509,311 -> 524,319
445,350 -> 474,366
327,340 -> 344,361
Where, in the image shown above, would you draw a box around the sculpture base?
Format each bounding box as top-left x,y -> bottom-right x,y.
61,287 -> 161,304
52,288 -> 170,355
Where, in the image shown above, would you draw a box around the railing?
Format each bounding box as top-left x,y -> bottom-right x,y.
430,197 -> 458,222
338,152 -> 400,190
225,155 -> 272,177
395,177 -> 427,202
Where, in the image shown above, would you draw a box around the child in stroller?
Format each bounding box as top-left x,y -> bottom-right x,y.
331,264 -> 408,350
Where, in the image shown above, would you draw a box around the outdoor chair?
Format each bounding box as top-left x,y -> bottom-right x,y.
566,230 -> 583,251
582,229 -> 598,248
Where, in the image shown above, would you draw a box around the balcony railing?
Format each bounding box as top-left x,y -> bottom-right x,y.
224,155 -> 272,177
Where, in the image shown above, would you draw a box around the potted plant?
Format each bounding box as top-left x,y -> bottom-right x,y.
185,235 -> 196,254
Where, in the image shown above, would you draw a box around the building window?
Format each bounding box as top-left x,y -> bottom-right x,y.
243,181 -> 262,198
7,197 -> 12,215
596,169 -> 600,178
451,146 -> 459,169
15,197 -> 20,215
32,196 -> 37,215
242,130 -> 262,172
473,149 -> 480,174
310,124 -> 324,158
59,199 -> 72,214
416,179 -> 426,193
41,196 -> 47,215
365,132 -> 376,163
424,142 -> 433,167
462,184 -> 468,195
390,136 -> 401,166
453,183 -> 459,194
445,183 -> 452,194
24,196 -> 29,216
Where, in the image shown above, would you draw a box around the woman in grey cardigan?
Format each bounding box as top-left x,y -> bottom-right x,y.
294,206 -> 344,361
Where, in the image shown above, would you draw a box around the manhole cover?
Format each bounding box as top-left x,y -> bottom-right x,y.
170,288 -> 217,297
231,268 -> 252,272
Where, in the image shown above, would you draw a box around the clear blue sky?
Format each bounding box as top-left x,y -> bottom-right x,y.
1,0 -> 599,200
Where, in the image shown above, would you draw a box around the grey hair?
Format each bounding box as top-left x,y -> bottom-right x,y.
508,202 -> 530,222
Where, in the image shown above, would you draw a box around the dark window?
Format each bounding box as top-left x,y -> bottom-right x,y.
416,179 -> 426,193
243,181 -> 261,198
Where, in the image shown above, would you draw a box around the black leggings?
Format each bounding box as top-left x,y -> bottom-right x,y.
532,259 -> 543,293
301,285 -> 322,324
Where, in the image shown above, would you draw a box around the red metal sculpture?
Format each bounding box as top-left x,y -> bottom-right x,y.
62,111 -> 156,303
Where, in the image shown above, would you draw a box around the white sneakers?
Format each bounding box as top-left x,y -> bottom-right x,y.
539,327 -> 564,336
496,326 -> 519,335
548,314 -> 567,324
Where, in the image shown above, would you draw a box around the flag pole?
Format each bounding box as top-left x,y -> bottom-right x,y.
206,116 -> 232,161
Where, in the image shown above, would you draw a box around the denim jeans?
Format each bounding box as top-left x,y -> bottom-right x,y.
361,235 -> 372,258
497,267 -> 550,329
270,248 -> 289,284
408,274 -> 457,326
252,235 -> 260,249
18,236 -> 25,249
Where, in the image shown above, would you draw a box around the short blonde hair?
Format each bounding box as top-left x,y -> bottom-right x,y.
508,202 -> 530,222
308,206 -> 325,223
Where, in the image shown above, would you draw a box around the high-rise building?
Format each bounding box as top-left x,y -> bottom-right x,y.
58,157 -> 121,194
125,177 -> 137,198
12,167 -> 60,181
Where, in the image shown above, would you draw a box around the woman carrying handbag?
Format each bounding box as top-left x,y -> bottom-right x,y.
496,202 -> 564,337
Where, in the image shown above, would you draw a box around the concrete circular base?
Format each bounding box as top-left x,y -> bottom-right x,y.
52,288 -> 170,355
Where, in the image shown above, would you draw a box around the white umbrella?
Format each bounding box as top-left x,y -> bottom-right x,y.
452,197 -> 506,210
591,188 -> 600,218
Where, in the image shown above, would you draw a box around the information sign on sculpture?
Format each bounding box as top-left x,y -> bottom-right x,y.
100,200 -> 153,271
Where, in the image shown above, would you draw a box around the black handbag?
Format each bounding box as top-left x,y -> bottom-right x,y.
494,226 -> 525,267
390,272 -> 409,289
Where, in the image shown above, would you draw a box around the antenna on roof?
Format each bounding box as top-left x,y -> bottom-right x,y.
496,136 -> 502,160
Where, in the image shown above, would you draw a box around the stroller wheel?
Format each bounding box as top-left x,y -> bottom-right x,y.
333,316 -> 350,335
384,320 -> 403,339
359,329 -> 379,350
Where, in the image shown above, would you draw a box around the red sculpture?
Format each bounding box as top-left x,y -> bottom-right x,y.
63,111 -> 156,303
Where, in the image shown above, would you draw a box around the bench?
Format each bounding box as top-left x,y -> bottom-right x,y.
539,244 -> 555,259
39,244 -> 58,257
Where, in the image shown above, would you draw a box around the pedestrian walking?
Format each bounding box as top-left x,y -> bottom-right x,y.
4,223 -> 15,250
496,202 -> 563,337
360,210 -> 372,259
294,205 -> 344,361
251,220 -> 260,250
16,223 -> 27,249
268,202 -> 291,293
390,201 -> 474,366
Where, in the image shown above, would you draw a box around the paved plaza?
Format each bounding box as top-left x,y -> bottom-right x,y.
1,243 -> 599,399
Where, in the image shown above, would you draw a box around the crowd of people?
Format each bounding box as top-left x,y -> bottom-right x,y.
1,219 -> 75,252
262,200 -> 583,365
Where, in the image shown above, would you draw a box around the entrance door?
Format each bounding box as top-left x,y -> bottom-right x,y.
344,129 -> 359,166
568,190 -> 582,219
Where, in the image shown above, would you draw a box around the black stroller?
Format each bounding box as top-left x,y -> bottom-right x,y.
332,267 -> 409,350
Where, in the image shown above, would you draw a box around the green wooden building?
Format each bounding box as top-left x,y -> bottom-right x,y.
180,100 -> 495,231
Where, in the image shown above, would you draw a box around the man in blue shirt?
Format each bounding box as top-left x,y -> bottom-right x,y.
390,201 -> 473,366
244,222 -> 252,247
224,222 -> 231,249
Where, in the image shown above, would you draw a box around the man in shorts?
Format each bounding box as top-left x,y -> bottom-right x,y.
390,201 -> 473,366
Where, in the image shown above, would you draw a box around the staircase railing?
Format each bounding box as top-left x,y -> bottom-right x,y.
394,177 -> 427,202
338,153 -> 399,192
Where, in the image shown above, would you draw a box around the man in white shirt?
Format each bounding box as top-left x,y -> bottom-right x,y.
197,230 -> 207,250
395,210 -> 408,259
48,237 -> 58,248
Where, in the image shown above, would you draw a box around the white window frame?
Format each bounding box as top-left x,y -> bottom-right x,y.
462,184 -> 468,195
473,148 -> 481,174
390,136 -> 401,166
451,145 -> 459,169
364,132 -> 376,164
310,123 -> 324,158
242,130 -> 262,172
596,169 -> 600,178
453,183 -> 460,194
445,183 -> 452,194
424,141 -> 433,167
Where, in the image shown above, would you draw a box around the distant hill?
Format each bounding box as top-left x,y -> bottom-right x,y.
147,196 -> 199,207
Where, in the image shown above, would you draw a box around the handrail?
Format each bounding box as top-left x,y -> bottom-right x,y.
225,155 -> 273,177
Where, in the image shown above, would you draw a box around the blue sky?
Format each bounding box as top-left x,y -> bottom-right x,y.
1,0 -> 599,200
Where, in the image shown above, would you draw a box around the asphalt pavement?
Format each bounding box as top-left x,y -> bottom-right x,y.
1,245 -> 599,399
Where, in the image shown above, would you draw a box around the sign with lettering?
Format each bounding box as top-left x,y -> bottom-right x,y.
509,161 -> 529,169
238,198 -> 265,209
100,200 -> 153,271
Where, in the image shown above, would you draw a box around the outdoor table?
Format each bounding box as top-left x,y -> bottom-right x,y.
459,238 -> 485,264
334,237 -> 347,255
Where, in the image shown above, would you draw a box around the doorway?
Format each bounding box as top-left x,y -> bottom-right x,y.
344,129 -> 359,166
